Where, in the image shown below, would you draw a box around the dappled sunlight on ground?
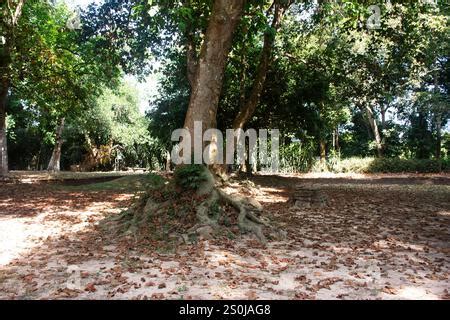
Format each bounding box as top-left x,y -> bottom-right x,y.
438,210 -> 450,217
0,172 -> 449,300
395,287 -> 439,300
0,182 -> 134,268
8,171 -> 146,183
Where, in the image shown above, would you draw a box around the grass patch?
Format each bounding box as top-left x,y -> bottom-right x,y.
60,173 -> 165,192
326,157 -> 450,174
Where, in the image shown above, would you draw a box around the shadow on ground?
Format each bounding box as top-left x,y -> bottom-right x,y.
0,173 -> 449,300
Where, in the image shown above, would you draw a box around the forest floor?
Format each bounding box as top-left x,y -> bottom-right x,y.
0,171 -> 449,300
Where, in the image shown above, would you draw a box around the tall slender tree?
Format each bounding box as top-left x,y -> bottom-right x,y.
0,0 -> 26,176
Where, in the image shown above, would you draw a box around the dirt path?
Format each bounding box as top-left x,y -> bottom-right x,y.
0,174 -> 449,300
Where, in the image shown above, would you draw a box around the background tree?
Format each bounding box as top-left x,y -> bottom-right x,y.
0,0 -> 26,175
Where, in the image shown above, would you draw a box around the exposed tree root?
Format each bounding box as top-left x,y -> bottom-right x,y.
107,166 -> 284,246
186,166 -> 278,244
216,188 -> 268,244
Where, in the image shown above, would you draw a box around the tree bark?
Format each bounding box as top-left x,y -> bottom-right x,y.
380,104 -> 386,130
232,0 -> 290,131
335,127 -> 340,154
436,113 -> 442,161
434,71 -> 442,161
9,0 -> 26,26
186,34 -> 198,89
319,140 -> 326,164
0,30 -> 11,177
184,0 -> 246,140
365,105 -> 383,157
183,0 -> 199,89
165,150 -> 172,172
47,118 -> 65,172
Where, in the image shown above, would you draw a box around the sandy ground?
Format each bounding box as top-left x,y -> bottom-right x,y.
0,172 -> 449,300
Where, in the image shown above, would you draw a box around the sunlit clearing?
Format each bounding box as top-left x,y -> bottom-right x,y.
0,195 -> 132,267
396,287 -> 439,300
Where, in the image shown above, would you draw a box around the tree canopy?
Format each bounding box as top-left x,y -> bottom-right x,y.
1,0 -> 449,174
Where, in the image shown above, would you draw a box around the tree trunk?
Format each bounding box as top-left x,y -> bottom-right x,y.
335,127 -> 340,154
184,0 -> 246,140
0,79 -> 9,176
365,105 -> 383,157
243,141 -> 257,176
232,0 -> 290,131
165,151 -> 171,172
238,40 -> 248,111
434,71 -> 442,162
436,113 -> 442,161
83,134 -> 98,171
124,0 -> 277,244
231,0 -> 291,175
319,140 -> 326,164
47,118 -> 65,172
183,0 -> 199,89
380,104 -> 386,130
0,0 -> 25,176
0,34 -> 11,177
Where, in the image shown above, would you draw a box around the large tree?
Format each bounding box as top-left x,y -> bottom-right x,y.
0,0 -> 25,176
183,0 -> 246,143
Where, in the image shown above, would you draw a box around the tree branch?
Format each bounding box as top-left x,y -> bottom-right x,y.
233,0 -> 292,130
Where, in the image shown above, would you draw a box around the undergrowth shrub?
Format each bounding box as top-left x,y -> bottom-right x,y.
327,157 -> 374,173
326,157 -> 449,174
278,141 -> 316,173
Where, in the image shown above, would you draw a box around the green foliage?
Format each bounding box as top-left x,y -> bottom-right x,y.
326,157 -> 449,174
2,0 -> 125,172
147,51 -> 190,151
6,95 -> 53,170
325,157 -> 373,173
279,140 -> 316,173
368,158 -> 448,174
85,82 -> 150,145
11,2 -> 119,116
63,174 -> 165,192
173,165 -> 208,190
3,0 -> 450,174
